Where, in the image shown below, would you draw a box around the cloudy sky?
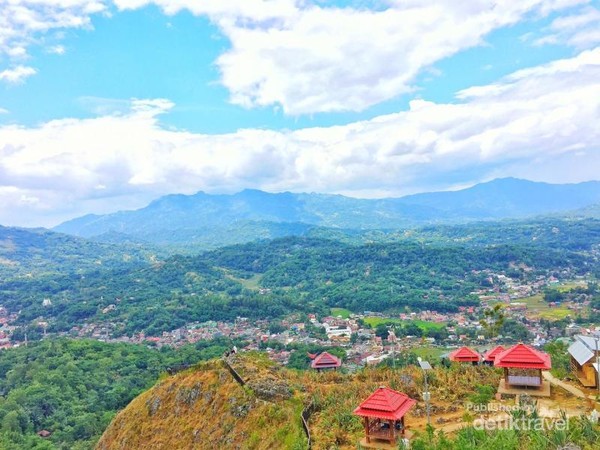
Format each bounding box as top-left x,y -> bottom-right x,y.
0,0 -> 599,227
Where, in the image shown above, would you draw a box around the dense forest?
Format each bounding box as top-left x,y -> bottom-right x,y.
1,218 -> 599,337
0,338 -> 235,449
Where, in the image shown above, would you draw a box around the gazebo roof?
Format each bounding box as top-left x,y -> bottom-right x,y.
449,346 -> 481,362
494,343 -> 551,370
353,387 -> 417,421
310,351 -> 342,369
483,345 -> 506,362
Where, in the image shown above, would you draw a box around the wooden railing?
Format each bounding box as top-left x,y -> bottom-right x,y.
366,421 -> 397,442
507,375 -> 541,387
222,357 -> 246,387
301,401 -> 316,449
222,355 -> 314,449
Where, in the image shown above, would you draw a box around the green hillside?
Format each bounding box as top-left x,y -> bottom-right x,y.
2,227 -> 594,337
0,225 -> 154,280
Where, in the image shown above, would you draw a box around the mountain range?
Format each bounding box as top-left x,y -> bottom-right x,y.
53,178 -> 600,250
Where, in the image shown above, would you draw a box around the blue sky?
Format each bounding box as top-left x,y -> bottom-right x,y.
0,2 -> 580,132
0,0 -> 599,226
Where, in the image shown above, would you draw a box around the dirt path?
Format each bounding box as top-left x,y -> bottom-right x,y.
432,374 -> 598,435
543,371 -> 599,403
436,413 -> 510,433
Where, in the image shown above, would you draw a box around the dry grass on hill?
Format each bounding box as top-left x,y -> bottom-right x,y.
96,353 -> 503,450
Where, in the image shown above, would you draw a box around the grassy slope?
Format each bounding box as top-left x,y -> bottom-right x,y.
96,357 -> 306,450
96,353 -> 502,450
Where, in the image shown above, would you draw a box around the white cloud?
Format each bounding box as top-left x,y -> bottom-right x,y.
113,0 -> 298,21
0,0 -> 592,101
6,46 -> 27,58
0,0 -> 107,71
47,44 -> 66,54
114,0 -> 590,114
534,5 -> 600,48
0,47 -> 599,226
0,107 -> 8,114
0,65 -> 37,83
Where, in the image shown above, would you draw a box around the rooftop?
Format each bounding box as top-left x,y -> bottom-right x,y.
449,346 -> 481,362
494,343 -> 551,370
353,387 -> 417,421
310,351 -> 342,369
483,345 -> 506,362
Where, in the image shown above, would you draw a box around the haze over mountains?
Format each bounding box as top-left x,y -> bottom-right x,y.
53,178 -> 600,250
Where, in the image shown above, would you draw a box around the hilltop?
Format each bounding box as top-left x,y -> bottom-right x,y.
96,353 -> 504,450
96,354 -> 306,450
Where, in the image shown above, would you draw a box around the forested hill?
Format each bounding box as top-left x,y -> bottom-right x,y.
0,225 -> 154,279
3,219 -> 598,337
0,339 -> 232,450
53,178 -> 600,250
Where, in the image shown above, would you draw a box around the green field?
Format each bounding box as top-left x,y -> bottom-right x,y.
225,272 -> 264,290
538,307 -> 573,320
330,307 -> 352,319
239,274 -> 263,290
411,346 -> 451,361
363,317 -> 446,330
514,293 -> 572,320
556,281 -> 587,292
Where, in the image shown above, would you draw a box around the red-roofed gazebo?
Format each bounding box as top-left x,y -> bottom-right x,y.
494,343 -> 551,390
310,351 -> 342,371
483,345 -> 506,365
353,386 -> 416,446
449,346 -> 481,365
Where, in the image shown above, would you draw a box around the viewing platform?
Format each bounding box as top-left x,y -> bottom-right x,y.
497,379 -> 551,397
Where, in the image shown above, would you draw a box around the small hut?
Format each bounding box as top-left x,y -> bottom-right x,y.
568,335 -> 600,388
353,386 -> 416,448
449,346 -> 481,365
494,343 -> 552,396
483,345 -> 506,366
310,351 -> 342,371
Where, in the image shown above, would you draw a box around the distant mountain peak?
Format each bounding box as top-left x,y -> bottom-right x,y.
53,178 -> 600,248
